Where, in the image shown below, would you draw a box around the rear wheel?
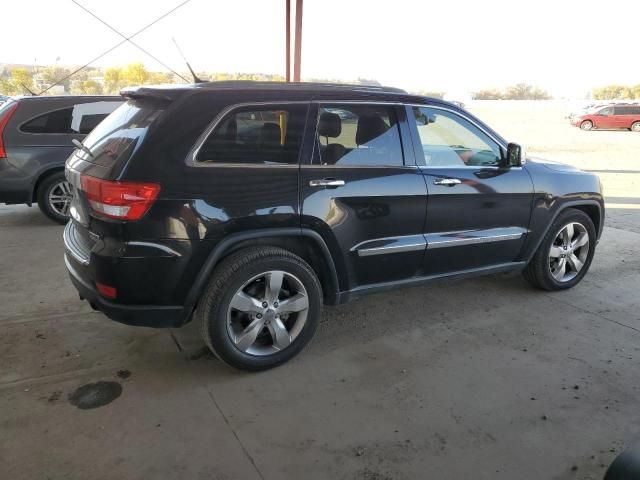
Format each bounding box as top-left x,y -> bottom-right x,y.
631,121 -> 640,132
197,246 -> 322,371
523,208 -> 596,291
580,120 -> 593,131
36,171 -> 72,224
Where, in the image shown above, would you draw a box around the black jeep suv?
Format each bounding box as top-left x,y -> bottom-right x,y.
64,82 -> 604,370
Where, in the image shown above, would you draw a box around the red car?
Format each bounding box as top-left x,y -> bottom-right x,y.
571,104 -> 640,131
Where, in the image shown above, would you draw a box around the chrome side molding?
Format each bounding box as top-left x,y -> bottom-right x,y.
425,227 -> 527,249
351,227 -> 527,257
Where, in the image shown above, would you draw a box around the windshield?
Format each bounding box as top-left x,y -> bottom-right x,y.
77,98 -> 165,167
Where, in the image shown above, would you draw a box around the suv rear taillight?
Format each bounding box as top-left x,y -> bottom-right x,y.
80,174 -> 160,221
0,102 -> 18,158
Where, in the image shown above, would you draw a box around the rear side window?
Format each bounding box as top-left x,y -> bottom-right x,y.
20,101 -> 121,135
315,104 -> 403,166
196,104 -> 308,165
76,99 -> 164,167
21,108 -> 72,134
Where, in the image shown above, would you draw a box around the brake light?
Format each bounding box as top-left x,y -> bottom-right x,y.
0,102 -> 18,158
80,175 -> 160,221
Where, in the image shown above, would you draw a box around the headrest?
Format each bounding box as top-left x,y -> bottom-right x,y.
259,122 -> 281,146
318,112 -> 342,138
222,118 -> 237,141
356,115 -> 388,145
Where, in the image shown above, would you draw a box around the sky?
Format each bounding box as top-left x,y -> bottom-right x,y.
2,0 -> 639,98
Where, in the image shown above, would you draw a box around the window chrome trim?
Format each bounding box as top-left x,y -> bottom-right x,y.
185,101 -> 310,168
425,227 -> 527,249
351,235 -> 427,257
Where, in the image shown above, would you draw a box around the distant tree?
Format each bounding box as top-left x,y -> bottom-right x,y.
122,62 -> 149,86
104,67 -> 125,94
593,84 -> 637,100
39,66 -> 72,93
77,79 -> 103,95
473,84 -> 551,100
416,90 -> 445,99
11,68 -> 34,94
473,88 -> 504,100
0,77 -> 18,95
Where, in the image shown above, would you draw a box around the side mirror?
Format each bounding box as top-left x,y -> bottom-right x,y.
505,142 -> 525,167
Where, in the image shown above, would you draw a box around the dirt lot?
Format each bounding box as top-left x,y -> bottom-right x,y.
1,101 -> 639,480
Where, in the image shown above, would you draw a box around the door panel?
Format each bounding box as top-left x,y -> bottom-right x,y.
300,103 -> 427,289
407,105 -> 534,276
419,167 -> 533,274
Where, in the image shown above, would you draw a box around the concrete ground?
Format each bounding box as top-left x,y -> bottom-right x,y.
2,103 -> 640,480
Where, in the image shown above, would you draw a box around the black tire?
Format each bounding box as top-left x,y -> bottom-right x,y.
580,120 -> 593,131
196,246 -> 322,371
36,171 -> 71,224
523,208 -> 596,291
631,121 -> 640,132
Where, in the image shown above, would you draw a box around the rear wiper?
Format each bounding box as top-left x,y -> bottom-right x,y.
72,138 -> 95,158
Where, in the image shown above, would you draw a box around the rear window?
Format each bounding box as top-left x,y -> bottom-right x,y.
76,99 -> 164,167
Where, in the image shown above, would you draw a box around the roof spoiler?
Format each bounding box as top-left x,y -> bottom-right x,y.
120,86 -> 177,102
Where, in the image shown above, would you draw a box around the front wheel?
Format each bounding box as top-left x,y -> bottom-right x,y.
196,246 -> 322,371
523,208 -> 596,291
580,120 -> 593,131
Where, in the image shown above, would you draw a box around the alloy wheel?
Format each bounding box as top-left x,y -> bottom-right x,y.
548,222 -> 590,282
632,122 -> 640,132
226,270 -> 309,356
48,180 -> 73,217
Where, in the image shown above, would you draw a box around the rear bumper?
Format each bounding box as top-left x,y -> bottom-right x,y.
64,251 -> 185,328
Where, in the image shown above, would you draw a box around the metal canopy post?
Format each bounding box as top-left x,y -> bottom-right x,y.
286,0 -> 302,82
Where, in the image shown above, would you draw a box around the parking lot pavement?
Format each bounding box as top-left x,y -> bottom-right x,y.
2,203 -> 639,480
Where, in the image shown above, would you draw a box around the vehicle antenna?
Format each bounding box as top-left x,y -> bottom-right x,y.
172,38 -> 205,83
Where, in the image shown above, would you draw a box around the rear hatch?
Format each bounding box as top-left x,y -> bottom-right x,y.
65,96 -> 168,260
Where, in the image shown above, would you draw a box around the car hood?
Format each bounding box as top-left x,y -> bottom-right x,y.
527,157 -> 580,172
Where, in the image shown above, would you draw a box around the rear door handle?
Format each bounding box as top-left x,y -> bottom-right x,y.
433,177 -> 461,186
309,179 -> 345,188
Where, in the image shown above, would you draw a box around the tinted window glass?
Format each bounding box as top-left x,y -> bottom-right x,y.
77,99 -> 164,167
21,108 -> 72,134
412,107 -> 501,167
196,104 -> 308,165
315,104 -> 403,166
21,101 -> 121,135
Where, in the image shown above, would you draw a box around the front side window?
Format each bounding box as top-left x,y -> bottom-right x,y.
196,104 -> 308,165
411,107 -> 502,167
315,104 -> 404,166
598,107 -> 613,116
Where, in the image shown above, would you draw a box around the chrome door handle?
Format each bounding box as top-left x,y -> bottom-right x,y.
433,177 -> 461,186
309,179 -> 345,188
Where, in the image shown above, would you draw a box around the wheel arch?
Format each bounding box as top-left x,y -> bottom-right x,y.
181,228 -> 342,324
31,166 -> 65,204
523,199 -> 603,263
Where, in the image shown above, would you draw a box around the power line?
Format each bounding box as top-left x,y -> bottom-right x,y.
72,0 -> 190,83
39,0 -> 191,95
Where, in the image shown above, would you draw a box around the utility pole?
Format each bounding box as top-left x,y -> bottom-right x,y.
285,0 -> 303,82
